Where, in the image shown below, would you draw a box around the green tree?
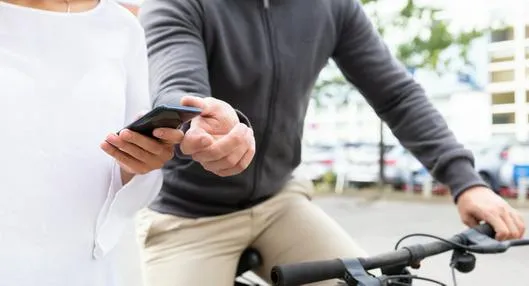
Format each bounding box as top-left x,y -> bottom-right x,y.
316,0 -> 488,91
313,0 -> 490,192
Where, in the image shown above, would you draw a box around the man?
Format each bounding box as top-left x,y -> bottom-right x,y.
136,0 -> 526,285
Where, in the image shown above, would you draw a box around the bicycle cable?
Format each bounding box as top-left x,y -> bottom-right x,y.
393,233 -> 468,286
450,264 -> 458,286
393,233 -> 473,251
382,274 -> 447,286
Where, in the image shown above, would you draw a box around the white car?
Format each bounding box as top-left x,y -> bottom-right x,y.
343,144 -> 395,186
294,144 -> 336,181
498,143 -> 529,196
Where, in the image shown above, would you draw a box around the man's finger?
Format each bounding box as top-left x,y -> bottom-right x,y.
502,210 -> 520,239
237,142 -> 255,170
216,146 -> 256,177
460,212 -> 479,227
180,128 -> 214,155
153,128 -> 185,144
202,144 -> 247,172
217,128 -> 255,172
180,95 -> 207,112
511,211 -> 525,238
192,123 -> 249,163
485,212 -> 510,241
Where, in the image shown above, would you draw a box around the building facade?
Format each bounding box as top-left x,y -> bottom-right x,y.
486,2 -> 529,141
304,68 -> 491,146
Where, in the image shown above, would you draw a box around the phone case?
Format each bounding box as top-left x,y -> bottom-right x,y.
119,105 -> 201,139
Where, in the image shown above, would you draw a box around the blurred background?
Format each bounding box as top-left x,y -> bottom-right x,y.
291,0 -> 529,202
117,0 -> 529,285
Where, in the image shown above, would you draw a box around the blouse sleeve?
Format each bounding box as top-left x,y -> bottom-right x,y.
92,24 -> 163,259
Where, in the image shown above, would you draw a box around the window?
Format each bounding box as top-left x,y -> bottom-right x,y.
492,112 -> 515,124
490,49 -> 514,63
490,27 -> 514,42
489,70 -> 514,83
492,92 -> 515,105
490,53 -> 514,63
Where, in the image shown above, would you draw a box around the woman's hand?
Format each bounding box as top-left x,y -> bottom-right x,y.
100,127 -> 183,184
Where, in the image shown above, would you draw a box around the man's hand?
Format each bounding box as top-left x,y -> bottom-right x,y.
100,121 -> 184,183
179,96 -> 255,177
457,186 -> 526,240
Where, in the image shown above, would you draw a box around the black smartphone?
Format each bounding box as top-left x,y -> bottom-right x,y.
118,105 -> 202,139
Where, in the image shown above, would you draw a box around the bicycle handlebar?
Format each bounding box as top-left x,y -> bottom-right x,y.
271,224 -> 495,286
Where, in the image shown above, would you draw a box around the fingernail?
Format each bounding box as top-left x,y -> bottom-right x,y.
154,129 -> 164,138
201,137 -> 209,146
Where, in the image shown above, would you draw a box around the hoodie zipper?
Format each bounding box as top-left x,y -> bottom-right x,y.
247,0 -> 277,205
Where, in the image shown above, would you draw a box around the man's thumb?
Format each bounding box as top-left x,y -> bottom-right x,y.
181,95 -> 207,111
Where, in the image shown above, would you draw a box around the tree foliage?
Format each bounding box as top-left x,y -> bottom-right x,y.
388,0 -> 485,70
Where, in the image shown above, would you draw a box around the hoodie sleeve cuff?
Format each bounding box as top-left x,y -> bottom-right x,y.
437,158 -> 489,203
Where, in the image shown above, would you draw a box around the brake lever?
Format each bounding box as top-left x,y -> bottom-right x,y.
458,228 -> 509,254
342,259 -> 384,286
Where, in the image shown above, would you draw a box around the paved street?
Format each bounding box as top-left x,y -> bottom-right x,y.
117,196 -> 529,286
314,196 -> 529,286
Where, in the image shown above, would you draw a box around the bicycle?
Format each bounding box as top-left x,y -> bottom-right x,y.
235,248 -> 265,286
270,223 -> 529,286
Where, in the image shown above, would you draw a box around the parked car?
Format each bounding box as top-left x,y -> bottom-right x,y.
409,140 -> 514,196
470,141 -> 512,193
410,168 -> 448,195
497,142 -> 529,197
294,143 -> 337,182
384,145 -> 422,190
342,143 -> 395,187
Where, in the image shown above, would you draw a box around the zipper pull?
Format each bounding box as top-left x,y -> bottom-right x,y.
263,0 -> 269,8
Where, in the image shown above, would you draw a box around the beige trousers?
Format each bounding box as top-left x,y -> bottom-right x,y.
135,178 -> 370,286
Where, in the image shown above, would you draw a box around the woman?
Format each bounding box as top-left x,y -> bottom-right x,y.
0,0 -> 184,285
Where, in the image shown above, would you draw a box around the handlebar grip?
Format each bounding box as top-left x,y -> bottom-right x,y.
271,259 -> 344,286
472,223 -> 496,238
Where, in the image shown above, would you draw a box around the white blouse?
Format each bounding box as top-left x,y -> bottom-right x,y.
0,1 -> 161,285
